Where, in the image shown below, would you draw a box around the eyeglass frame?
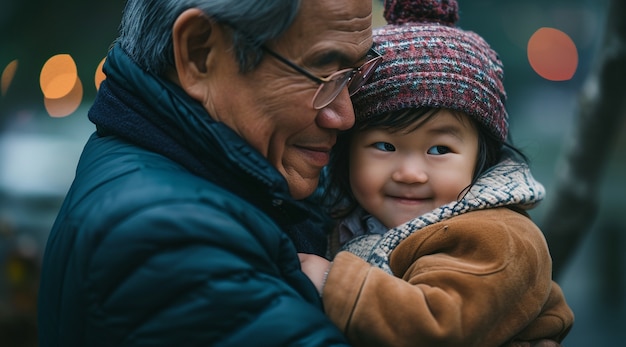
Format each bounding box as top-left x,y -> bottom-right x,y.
262,46 -> 383,109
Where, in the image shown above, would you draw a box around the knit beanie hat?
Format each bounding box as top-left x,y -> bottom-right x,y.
353,0 -> 509,141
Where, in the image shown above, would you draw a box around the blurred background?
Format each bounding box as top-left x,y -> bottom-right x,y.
0,0 -> 624,346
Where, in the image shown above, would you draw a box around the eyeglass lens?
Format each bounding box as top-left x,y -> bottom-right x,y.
347,58 -> 379,95
312,71 -> 354,109
312,56 -> 381,109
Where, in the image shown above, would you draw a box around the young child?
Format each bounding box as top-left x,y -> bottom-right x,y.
297,0 -> 574,346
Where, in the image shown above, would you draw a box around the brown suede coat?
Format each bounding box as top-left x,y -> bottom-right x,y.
323,208 -> 574,347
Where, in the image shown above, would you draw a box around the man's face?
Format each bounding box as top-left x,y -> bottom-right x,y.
204,0 -> 373,200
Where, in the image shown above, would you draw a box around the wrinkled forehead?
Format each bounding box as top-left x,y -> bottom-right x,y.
288,0 -> 374,55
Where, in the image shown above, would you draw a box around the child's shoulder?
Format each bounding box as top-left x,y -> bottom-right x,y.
436,207 -> 545,247
452,206 -> 532,222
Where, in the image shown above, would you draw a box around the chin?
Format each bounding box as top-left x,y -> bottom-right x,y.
288,179 -> 319,200
290,186 -> 316,200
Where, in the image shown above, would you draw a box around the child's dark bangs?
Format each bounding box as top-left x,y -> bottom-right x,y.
358,107 -> 436,133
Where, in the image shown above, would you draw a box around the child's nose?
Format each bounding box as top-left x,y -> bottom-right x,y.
391,161 -> 428,184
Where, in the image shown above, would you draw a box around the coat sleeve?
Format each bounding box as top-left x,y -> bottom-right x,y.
322,208 -> 573,347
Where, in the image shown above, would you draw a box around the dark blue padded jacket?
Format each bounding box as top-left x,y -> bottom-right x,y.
37,44 -> 347,346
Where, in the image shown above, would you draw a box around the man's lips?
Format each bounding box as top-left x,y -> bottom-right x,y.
297,145 -> 332,167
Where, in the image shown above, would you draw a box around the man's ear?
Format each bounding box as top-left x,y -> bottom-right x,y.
171,8 -> 219,102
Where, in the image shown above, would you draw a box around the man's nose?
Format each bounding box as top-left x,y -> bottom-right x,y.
315,88 -> 355,131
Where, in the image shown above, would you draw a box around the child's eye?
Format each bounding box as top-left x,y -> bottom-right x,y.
373,142 -> 396,152
427,145 -> 451,155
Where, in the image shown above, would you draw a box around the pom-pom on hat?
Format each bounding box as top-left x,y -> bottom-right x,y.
353,0 -> 509,141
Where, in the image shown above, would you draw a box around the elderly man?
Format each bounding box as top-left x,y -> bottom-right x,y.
37,0 -> 378,346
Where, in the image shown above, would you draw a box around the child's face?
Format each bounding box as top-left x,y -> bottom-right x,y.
349,109 -> 479,229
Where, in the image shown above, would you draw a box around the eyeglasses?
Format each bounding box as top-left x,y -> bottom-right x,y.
262,46 -> 383,109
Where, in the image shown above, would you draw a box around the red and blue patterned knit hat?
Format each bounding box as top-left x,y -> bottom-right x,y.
353,0 -> 509,141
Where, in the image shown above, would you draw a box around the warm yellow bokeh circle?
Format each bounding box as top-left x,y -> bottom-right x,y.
44,78 -> 84,118
40,54 -> 83,117
95,57 -> 106,90
40,54 -> 79,99
1,59 -> 19,97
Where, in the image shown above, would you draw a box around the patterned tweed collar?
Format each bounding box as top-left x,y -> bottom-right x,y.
341,159 -> 545,273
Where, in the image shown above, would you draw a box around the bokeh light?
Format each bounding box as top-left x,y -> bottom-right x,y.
527,27 -> 578,81
95,57 -> 106,91
43,78 -> 83,118
1,60 -> 19,97
39,54 -> 84,117
40,54 -> 78,99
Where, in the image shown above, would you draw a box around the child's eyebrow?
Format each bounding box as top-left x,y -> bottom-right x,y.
427,125 -> 465,142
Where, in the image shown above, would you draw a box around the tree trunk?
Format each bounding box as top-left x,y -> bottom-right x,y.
542,0 -> 626,278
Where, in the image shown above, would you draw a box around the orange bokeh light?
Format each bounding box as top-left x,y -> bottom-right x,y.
2,60 -> 19,97
39,54 -> 84,117
527,27 -> 578,81
44,77 -> 83,118
95,57 -> 106,90
40,54 -> 79,99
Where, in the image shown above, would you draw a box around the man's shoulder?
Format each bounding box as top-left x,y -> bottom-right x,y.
78,133 -> 192,182
60,134 -> 266,230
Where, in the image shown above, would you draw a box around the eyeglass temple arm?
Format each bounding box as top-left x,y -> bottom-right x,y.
261,46 -> 325,84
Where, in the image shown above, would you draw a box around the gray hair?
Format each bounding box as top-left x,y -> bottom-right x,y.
116,0 -> 301,75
